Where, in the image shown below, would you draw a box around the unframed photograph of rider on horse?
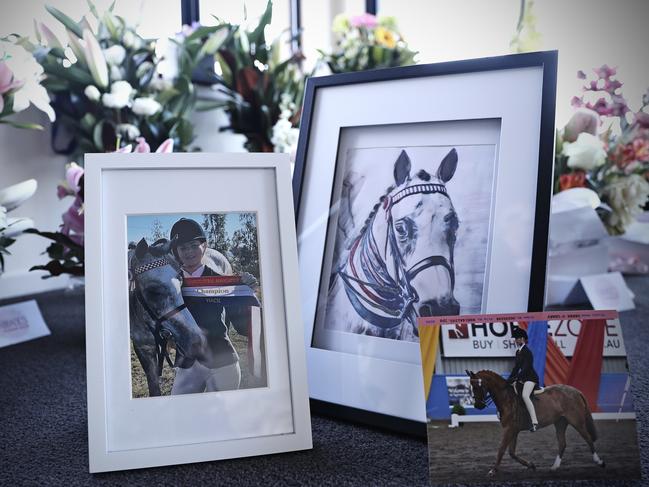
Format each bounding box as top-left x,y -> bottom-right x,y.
418,311 -> 641,484
126,212 -> 266,398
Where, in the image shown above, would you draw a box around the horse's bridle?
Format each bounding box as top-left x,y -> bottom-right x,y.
129,256 -> 187,376
339,182 -> 455,330
470,376 -> 495,409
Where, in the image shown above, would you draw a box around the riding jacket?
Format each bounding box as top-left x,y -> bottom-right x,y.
175,266 -> 239,370
507,344 -> 539,384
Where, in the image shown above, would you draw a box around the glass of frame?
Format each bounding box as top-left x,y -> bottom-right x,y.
85,153 -> 311,472
293,51 -> 558,434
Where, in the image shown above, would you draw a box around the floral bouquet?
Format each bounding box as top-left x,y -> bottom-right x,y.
10,2 -> 231,162
199,0 -> 306,153
0,41 -> 55,129
554,66 -> 649,235
319,13 -> 417,74
28,137 -> 174,278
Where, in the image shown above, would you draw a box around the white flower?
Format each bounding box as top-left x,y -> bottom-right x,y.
563,132 -> 607,171
122,30 -> 136,49
101,80 -> 133,109
84,85 -> 100,101
1,217 -> 34,238
604,174 -> 649,232
117,123 -> 140,139
1,42 -> 55,121
83,29 -> 108,88
110,64 -> 123,81
149,75 -> 172,91
271,116 -> 299,154
103,45 -> 126,66
0,179 -> 37,211
132,97 -> 161,116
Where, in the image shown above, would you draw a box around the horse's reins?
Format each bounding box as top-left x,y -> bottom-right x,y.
339,182 -> 455,330
130,257 -> 187,376
471,377 -> 495,409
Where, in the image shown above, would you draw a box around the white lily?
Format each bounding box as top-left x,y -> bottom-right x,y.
39,22 -> 63,49
2,217 -> 35,238
66,30 -> 87,65
0,179 -> 37,212
83,29 -> 108,88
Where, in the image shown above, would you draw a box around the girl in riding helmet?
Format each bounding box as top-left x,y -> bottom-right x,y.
507,327 -> 540,432
169,217 -> 257,395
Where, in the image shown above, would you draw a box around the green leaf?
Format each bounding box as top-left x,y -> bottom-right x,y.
86,0 -> 100,19
93,120 -> 105,151
45,5 -> 83,38
80,113 -> 96,133
195,99 -> 227,112
249,0 -> 273,45
2,121 -> 44,130
185,24 -> 228,43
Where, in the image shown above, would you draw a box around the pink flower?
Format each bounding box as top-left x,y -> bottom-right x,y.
576,70 -> 587,80
350,13 -> 378,29
134,137 -> 151,153
0,61 -> 25,113
564,108 -> 599,142
60,195 -> 84,246
116,137 -> 174,154
594,65 -> 616,79
635,111 -> 649,129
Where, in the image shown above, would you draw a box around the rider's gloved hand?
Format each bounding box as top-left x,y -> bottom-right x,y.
240,271 -> 258,287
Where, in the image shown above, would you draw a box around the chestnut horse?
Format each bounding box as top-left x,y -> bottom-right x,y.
466,370 -> 605,476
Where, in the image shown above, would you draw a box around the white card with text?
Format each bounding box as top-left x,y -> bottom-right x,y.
0,300 -> 50,348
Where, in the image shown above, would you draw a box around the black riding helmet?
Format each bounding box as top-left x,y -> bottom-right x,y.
512,326 -> 528,340
170,218 -> 206,247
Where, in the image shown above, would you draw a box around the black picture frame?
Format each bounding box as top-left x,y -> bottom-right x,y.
293,51 -> 558,435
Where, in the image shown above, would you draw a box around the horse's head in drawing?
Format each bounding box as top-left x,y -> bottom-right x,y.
382,148 -> 460,318
129,238 -> 207,361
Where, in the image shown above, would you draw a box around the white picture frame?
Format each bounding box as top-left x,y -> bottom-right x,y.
292,52 -> 558,433
85,153 -> 311,472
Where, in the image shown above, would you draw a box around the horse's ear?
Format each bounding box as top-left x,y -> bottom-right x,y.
436,148 -> 458,183
466,369 -> 472,377
393,150 -> 411,186
135,238 -> 149,259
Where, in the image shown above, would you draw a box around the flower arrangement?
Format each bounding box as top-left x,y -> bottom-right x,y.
11,2 -> 231,162
0,42 -> 55,129
0,180 -> 37,273
28,137 -> 175,278
202,0 -> 306,153
554,66 -> 649,235
319,13 -> 417,74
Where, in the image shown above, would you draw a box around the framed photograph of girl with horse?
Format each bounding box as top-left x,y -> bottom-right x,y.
84,153 -> 311,472
418,310 -> 641,483
127,212 -> 266,399
293,51 -> 558,433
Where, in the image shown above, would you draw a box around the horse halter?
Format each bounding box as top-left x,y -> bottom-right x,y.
339,182 -> 456,330
130,256 -> 186,376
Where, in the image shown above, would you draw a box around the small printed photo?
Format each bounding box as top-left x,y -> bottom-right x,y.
419,312 -> 641,484
127,212 -> 266,398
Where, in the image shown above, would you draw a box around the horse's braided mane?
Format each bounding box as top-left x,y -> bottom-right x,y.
348,183 -> 397,250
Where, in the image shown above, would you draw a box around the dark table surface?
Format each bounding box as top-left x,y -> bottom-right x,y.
1,277 -> 647,486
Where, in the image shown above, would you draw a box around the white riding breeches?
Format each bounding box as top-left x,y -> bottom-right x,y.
522,381 -> 538,425
171,360 -> 241,395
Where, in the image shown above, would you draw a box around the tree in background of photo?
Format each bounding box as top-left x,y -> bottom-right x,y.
229,213 -> 259,278
202,213 -> 229,253
319,13 -> 417,74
